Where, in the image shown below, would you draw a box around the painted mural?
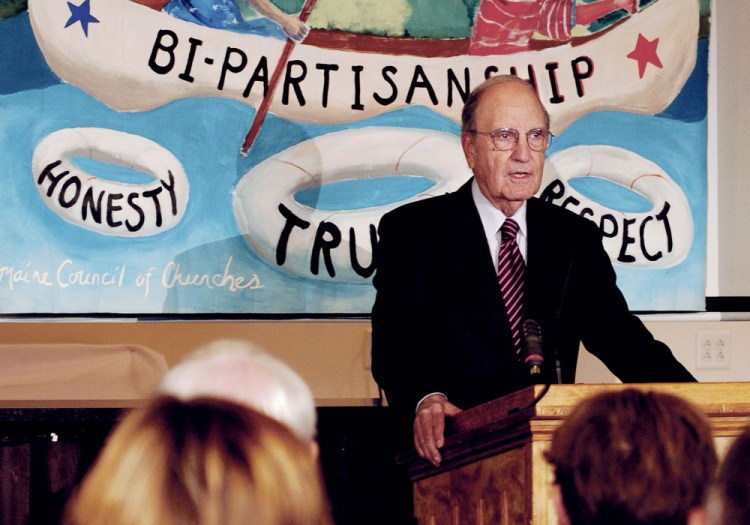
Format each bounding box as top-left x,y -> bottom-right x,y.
0,0 -> 710,315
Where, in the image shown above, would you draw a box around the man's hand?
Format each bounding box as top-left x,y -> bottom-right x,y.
413,394 -> 462,467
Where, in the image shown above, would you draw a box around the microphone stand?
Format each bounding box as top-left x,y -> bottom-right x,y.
508,383 -> 551,415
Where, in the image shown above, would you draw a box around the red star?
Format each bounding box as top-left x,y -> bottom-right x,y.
627,33 -> 663,79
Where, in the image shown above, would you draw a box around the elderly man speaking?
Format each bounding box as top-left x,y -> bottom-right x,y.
371,74 -> 695,467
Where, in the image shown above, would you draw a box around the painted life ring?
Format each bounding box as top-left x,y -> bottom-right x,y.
540,145 -> 692,268
32,127 -> 189,237
233,126 -> 471,282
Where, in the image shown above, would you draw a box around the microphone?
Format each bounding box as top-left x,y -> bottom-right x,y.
521,319 -> 544,377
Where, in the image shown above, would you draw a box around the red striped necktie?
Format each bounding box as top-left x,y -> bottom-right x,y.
497,219 -> 525,356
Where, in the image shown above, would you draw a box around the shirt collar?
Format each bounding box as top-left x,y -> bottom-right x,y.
471,178 -> 528,241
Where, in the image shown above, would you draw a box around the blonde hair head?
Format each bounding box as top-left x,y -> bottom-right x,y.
66,396 -> 332,525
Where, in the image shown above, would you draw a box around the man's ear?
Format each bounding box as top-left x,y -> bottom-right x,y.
552,484 -> 571,525
461,131 -> 476,169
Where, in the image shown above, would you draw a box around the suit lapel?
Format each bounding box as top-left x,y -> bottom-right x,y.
525,198 -> 572,328
437,181 -> 510,336
445,181 -> 504,296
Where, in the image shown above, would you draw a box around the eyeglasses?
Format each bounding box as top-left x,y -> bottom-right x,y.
468,128 -> 552,151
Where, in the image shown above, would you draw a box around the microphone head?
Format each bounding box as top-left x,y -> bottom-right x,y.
521,319 -> 544,373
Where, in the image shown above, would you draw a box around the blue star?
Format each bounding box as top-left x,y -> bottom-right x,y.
64,0 -> 100,37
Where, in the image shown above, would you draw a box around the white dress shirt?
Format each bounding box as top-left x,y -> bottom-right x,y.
471,178 -> 528,266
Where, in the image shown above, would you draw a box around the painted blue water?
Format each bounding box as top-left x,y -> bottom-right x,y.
163,0 -> 289,40
568,177 -> 652,213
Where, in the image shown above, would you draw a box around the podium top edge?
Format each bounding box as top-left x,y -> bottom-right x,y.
533,382 -> 750,410
450,382 -> 750,435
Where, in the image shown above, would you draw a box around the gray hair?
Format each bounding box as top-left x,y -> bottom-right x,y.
158,339 -> 316,442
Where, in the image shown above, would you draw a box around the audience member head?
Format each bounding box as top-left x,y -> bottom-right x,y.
158,339 -> 316,442
706,425 -> 750,525
65,396 -> 333,525
545,388 -> 717,525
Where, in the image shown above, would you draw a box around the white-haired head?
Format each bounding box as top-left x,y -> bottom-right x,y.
158,339 -> 316,442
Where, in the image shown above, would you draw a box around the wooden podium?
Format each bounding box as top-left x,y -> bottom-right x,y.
399,383 -> 750,525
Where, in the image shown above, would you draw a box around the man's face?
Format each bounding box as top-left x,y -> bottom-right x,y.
461,82 -> 548,216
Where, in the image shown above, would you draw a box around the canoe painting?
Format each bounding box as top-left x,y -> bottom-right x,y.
0,0 -> 709,314
28,0 -> 698,134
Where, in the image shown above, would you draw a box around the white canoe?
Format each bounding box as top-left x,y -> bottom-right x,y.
28,0 -> 699,134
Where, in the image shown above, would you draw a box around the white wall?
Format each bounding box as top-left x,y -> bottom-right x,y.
715,0 -> 750,297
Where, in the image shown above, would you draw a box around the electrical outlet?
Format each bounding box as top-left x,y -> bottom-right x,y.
696,331 -> 731,369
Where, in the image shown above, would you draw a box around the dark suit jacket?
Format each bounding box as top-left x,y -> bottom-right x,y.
371,179 -> 694,433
